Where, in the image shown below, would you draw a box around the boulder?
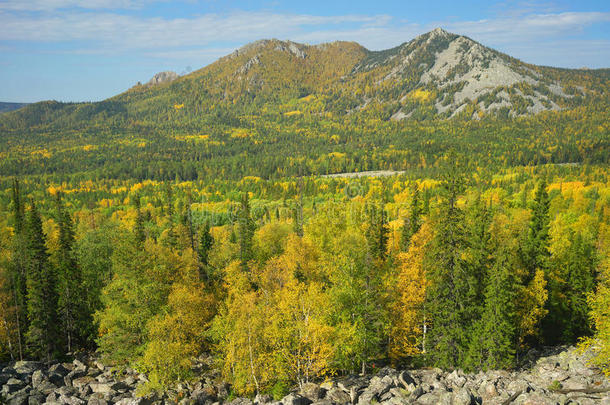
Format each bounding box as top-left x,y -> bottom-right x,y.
227,399 -> 253,405
6,392 -> 29,405
280,393 -> 312,405
2,377 -> 25,395
13,361 -> 41,375
65,368 -> 88,387
31,369 -> 45,388
452,387 -> 474,405
49,363 -> 71,376
299,382 -> 325,401
27,390 -> 45,405
416,391 -> 452,405
72,376 -> 95,389
86,398 -> 108,405
89,382 -> 116,394
0,372 -> 13,385
325,388 -> 350,404
357,375 -> 393,405
59,395 -> 86,405
446,369 -> 467,388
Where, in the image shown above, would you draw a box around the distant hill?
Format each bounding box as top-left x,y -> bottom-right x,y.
0,102 -> 29,114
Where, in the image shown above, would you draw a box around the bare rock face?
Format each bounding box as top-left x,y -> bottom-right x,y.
146,71 -> 178,86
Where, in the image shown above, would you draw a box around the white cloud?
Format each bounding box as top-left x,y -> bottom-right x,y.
0,11 -> 381,48
0,0 -> 158,11
445,12 -> 610,44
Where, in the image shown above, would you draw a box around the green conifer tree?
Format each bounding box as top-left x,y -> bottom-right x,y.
198,221 -> 214,283
25,202 -> 59,362
425,172 -> 474,368
401,183 -> 421,251
238,193 -> 255,271
55,194 -> 90,352
9,179 -> 27,359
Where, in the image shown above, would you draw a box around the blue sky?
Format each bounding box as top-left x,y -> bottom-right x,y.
1,0 -> 609,102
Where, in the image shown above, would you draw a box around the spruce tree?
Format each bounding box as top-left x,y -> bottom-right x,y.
401,183 -> 421,251
25,202 -> 59,362
134,194 -> 146,245
468,246 -> 517,370
238,193 -> 255,271
425,172 -> 473,368
366,203 -> 389,261
522,181 -> 550,281
55,194 -> 90,352
9,179 -> 27,359
198,221 -> 214,283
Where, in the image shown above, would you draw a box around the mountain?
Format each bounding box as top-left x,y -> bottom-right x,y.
1,28 -> 608,131
0,102 -> 29,114
0,29 -> 607,182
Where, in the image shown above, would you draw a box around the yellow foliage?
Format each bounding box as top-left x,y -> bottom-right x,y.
284,110 -> 302,116
231,129 -> 250,138
406,89 -> 434,103
390,223 -> 432,360
517,269 -> 548,347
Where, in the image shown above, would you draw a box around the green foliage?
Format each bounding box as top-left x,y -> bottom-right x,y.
25,203 -> 60,361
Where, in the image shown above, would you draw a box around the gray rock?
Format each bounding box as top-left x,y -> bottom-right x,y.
147,71 -> 179,86
72,376 -> 95,389
417,391 -> 452,405
227,399 -> 253,405
280,393 -> 312,405
13,361 -> 41,374
72,359 -> 87,370
409,386 -> 424,399
299,382 -> 325,401
326,388 -> 350,404
59,395 -> 86,405
516,392 -> 556,405
56,385 -> 78,396
87,398 -> 108,405
357,375 -> 393,405
35,380 -> 57,395
31,369 -> 45,388
6,392 -> 29,405
446,369 -> 467,388
49,363 -> 71,376
2,377 -> 25,395
27,391 -> 45,405
452,387 -> 474,405
0,372 -> 13,385
89,382 -> 116,394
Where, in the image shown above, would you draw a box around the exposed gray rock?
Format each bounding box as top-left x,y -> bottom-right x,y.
146,71 -> 178,86
1,345 -> 608,405
299,382 -> 325,401
13,361 -> 41,375
280,393 -> 312,405
325,387 -> 350,404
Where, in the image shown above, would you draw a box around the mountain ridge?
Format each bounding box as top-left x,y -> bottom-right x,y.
1,28 -> 609,131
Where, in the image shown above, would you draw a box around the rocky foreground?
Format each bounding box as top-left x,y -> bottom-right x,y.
1,346 -> 609,405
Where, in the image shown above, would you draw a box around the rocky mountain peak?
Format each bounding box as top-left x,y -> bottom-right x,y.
146,71 -> 178,86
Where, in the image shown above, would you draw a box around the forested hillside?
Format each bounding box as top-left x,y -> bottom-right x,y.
0,28 -> 608,403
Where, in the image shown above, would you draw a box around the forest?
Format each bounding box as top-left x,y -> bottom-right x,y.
0,160 -> 608,398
